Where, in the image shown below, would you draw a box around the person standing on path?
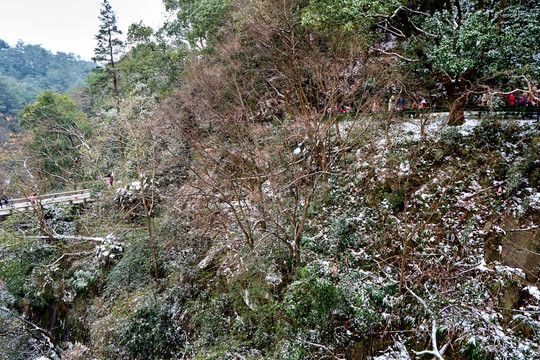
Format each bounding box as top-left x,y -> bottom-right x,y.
388,96 -> 395,112
371,97 -> 379,112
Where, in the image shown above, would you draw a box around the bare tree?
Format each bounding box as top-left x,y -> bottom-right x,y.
159,0 -> 393,279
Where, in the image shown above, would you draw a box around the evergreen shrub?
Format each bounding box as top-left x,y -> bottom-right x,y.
106,238 -> 154,294
281,270 -> 351,340
119,300 -> 182,359
190,293 -> 234,346
473,119 -> 502,148
440,127 -> 464,151
506,143 -> 540,194
308,216 -> 364,255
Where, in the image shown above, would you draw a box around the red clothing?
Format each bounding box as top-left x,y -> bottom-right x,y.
507,93 -> 516,106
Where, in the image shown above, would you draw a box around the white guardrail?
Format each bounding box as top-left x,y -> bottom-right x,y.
0,189 -> 92,216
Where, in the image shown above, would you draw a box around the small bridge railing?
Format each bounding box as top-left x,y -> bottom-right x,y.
0,189 -> 92,216
7,189 -> 91,204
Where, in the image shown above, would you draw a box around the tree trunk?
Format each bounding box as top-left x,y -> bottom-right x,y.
442,76 -> 468,126
448,96 -> 466,126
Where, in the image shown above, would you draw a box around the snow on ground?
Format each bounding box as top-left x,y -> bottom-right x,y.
373,341 -> 411,360
390,112 -> 538,142
528,192 -> 540,210
525,286 -> 540,301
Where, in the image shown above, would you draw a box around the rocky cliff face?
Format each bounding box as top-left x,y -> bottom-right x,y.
501,219 -> 540,282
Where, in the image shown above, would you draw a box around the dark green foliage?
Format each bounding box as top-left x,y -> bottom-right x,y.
121,24 -> 187,98
119,300 -> 183,359
163,0 -> 232,49
390,191 -> 405,213
189,293 -> 234,346
0,75 -> 26,113
440,127 -> 464,152
0,255 -> 31,300
281,271 -> 352,338
507,142 -> 540,194
0,40 -> 93,114
106,238 -> 155,293
305,215 -> 365,255
329,216 -> 364,253
19,91 -> 91,186
92,0 -> 123,65
0,226 -> 58,306
473,119 -> 522,149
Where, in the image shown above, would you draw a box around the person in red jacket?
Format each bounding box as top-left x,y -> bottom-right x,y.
506,93 -> 516,106
108,172 -> 114,186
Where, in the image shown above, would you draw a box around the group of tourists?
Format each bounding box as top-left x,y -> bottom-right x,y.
374,95 -> 427,113
328,105 -> 350,114
0,189 -> 42,209
503,92 -> 537,107
480,88 -> 539,109
315,105 -> 351,114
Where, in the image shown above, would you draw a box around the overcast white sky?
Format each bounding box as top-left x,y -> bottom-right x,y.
0,0 -> 168,61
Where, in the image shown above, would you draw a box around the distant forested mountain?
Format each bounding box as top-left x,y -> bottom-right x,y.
0,39 -> 94,115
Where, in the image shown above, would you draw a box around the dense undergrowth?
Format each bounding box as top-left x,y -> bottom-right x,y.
1,114 -> 539,359
1,0 -> 539,358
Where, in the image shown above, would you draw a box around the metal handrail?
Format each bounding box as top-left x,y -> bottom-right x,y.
7,189 -> 91,204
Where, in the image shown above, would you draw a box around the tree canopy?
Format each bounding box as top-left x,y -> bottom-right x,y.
301,0 -> 540,123
0,41 -> 93,115
19,91 -> 92,186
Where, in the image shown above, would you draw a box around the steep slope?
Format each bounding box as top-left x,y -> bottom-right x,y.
1,113 -> 538,360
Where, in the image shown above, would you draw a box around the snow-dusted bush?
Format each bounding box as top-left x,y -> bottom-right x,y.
307,216 -> 365,256
506,142 -> 540,195
106,238 -> 155,294
118,299 -> 184,359
440,126 -> 464,151
69,269 -> 95,293
189,293 -> 234,347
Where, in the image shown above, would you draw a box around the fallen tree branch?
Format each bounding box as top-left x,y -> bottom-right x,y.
510,225 -> 539,232
411,320 -> 446,360
405,285 -> 449,360
368,45 -> 419,62
297,338 -> 345,360
22,234 -> 106,243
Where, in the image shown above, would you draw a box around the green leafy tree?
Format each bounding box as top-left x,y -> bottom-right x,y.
93,0 -> 124,111
120,23 -> 186,97
19,91 -> 92,188
302,0 -> 540,124
404,0 -> 540,124
0,40 -> 93,115
0,75 -> 25,113
163,0 -> 232,49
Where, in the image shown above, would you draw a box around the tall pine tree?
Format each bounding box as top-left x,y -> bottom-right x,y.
93,0 -> 123,111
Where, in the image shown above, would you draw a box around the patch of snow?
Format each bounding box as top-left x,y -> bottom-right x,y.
265,269 -> 282,287
527,192 -> 540,210
476,259 -> 493,272
524,286 -> 540,301
457,118 -> 481,136
399,160 -> 410,174
374,341 -> 411,360
495,264 -> 527,279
